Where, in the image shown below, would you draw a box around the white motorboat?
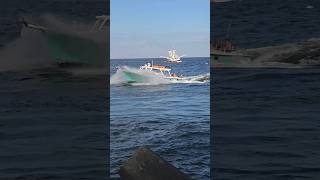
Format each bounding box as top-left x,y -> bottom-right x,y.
121,62 -> 183,83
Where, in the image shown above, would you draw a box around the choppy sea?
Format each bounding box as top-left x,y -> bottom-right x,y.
110,58 -> 210,179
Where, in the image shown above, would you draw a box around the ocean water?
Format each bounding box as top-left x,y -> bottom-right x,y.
0,1 -> 109,179
212,0 -> 320,48
212,68 -> 320,179
110,58 -> 210,179
212,0 -> 320,179
0,68 -> 108,179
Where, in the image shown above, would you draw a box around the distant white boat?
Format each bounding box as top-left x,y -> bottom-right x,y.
160,49 -> 185,63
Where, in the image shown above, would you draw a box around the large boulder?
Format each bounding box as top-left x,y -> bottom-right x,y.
119,147 -> 192,180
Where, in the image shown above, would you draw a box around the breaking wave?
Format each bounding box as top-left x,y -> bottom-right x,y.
110,66 -> 209,86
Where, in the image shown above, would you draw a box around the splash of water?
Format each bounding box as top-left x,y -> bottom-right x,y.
0,14 -> 108,72
0,26 -> 53,71
111,66 -> 209,86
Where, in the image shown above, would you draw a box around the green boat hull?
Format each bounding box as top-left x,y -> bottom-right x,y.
122,71 -> 151,83
44,31 -> 108,66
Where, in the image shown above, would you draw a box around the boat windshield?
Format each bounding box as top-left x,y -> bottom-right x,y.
140,63 -> 172,76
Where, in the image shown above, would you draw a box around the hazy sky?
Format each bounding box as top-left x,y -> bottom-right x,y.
111,0 -> 210,59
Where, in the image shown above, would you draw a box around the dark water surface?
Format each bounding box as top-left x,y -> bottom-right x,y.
0,0 -> 109,179
212,68 -> 320,179
0,69 -> 108,179
212,0 -> 320,48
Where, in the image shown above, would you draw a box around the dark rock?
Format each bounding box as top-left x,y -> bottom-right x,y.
119,147 -> 192,180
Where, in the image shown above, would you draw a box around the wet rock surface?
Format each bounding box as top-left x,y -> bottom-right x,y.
119,148 -> 192,180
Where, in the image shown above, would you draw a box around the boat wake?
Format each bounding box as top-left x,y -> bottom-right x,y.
110,66 -> 209,86
234,38 -> 320,68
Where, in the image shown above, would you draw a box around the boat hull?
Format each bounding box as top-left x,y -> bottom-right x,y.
44,31 -> 108,66
122,71 -> 152,83
211,50 -> 252,68
122,69 -> 183,84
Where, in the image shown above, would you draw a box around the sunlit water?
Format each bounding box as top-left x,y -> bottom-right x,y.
110,58 -> 210,179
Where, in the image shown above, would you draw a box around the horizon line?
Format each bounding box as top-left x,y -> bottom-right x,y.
111,56 -> 210,60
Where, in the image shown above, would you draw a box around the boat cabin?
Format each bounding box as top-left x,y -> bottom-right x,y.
140,62 -> 173,76
212,39 -> 236,53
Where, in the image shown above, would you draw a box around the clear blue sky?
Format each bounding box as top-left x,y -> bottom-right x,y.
111,0 -> 209,59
